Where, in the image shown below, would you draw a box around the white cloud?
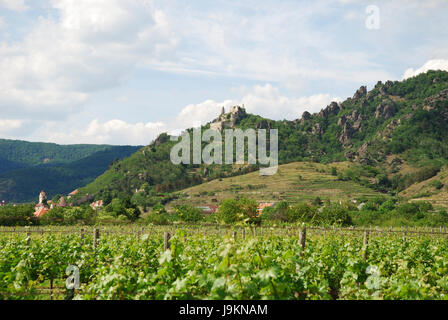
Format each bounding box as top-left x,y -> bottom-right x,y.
0,0 -> 177,119
26,83 -> 339,145
0,119 -> 25,131
0,119 -> 31,138
402,59 -> 448,79
116,96 -> 129,103
240,84 -> 341,120
170,84 -> 340,134
174,99 -> 234,129
40,119 -> 167,145
0,0 -> 28,12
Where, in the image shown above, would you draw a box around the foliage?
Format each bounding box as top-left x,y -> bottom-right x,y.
172,205 -> 203,222
0,204 -> 37,226
217,197 -> 259,224
3,227 -> 448,300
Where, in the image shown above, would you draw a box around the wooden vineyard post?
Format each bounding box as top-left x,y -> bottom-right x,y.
253,227 -> 257,237
80,228 -> 85,240
233,231 -> 237,240
93,228 -> 99,249
26,231 -> 31,245
402,230 -> 407,243
299,225 -> 306,256
50,279 -> 53,300
362,230 -> 369,261
242,228 -> 246,239
164,232 -> 171,251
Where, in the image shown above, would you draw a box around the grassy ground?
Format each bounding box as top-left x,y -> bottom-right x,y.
167,161 -> 385,209
400,166 -> 448,207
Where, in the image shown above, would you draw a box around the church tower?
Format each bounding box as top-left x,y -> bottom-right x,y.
38,190 -> 47,205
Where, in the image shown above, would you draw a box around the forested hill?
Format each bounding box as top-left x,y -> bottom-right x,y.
0,139 -> 118,172
0,140 -> 141,203
73,70 -> 448,205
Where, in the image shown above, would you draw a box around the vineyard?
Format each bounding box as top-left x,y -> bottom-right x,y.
1,225 -> 448,300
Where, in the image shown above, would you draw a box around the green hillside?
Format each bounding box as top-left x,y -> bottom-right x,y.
0,145 -> 141,203
167,161 -> 385,209
74,71 -> 448,207
0,139 -> 116,168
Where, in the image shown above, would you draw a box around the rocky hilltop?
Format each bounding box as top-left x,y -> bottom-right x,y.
210,105 -> 247,131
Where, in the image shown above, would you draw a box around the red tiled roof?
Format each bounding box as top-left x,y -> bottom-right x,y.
34,207 -> 49,218
90,200 -> 104,208
68,189 -> 78,196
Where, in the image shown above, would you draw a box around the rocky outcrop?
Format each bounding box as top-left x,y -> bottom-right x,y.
353,86 -> 367,100
256,119 -> 272,130
357,142 -> 375,165
378,80 -> 395,96
337,115 -> 347,126
378,119 -> 401,141
311,122 -> 324,135
422,89 -> 448,111
300,111 -> 311,124
339,122 -> 354,145
318,101 -> 340,118
375,101 -> 396,119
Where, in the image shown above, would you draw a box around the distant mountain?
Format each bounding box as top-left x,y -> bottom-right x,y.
0,139 -> 117,167
0,140 -> 141,203
72,70 -> 448,205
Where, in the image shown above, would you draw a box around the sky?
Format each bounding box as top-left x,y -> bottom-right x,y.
0,0 -> 448,146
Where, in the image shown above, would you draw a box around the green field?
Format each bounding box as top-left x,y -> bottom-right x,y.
2,225 -> 448,300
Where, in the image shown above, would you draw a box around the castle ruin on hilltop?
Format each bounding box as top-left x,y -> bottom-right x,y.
210,105 -> 246,131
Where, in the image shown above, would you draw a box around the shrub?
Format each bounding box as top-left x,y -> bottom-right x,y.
145,212 -> 169,225
217,197 -> 258,224
379,200 -> 396,213
174,205 -> 203,222
0,204 -> 37,226
331,167 -> 338,176
287,203 -> 317,223
318,205 -> 352,226
429,180 -> 444,190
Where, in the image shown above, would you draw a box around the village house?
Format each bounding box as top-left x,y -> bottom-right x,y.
257,202 -> 275,216
90,200 -> 104,210
67,189 -> 78,199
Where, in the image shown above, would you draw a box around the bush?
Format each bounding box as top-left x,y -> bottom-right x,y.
104,196 -> 141,221
287,203 -> 317,223
145,212 -> 169,225
0,204 -> 37,226
217,197 -> 258,224
331,167 -> 338,176
429,180 -> 444,190
318,205 -> 353,226
379,200 -> 396,213
173,205 -> 203,222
